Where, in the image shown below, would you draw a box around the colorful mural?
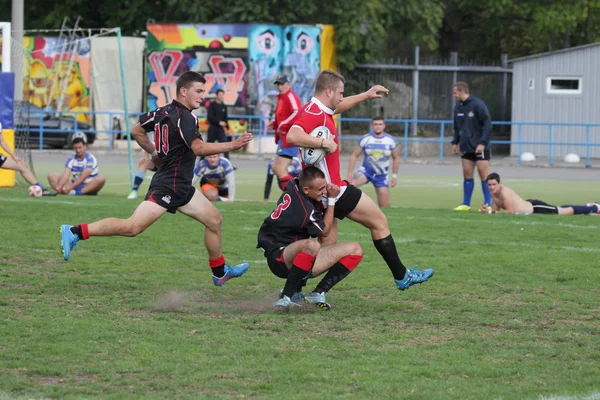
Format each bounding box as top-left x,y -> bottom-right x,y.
146,24 -> 249,112
0,36 -> 91,123
283,26 -> 320,105
248,25 -> 283,135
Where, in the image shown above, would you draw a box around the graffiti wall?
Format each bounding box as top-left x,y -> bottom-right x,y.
282,26 -> 320,104
0,36 -> 91,123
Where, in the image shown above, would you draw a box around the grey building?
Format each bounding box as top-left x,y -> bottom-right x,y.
510,42 -> 600,159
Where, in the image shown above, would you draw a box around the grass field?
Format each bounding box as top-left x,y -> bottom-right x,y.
1,159 -> 599,399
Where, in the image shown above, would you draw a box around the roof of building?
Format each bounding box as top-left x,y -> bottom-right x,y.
509,41 -> 600,63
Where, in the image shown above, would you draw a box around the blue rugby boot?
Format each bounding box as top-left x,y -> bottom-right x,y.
212,263 -> 249,286
60,224 -> 79,261
395,266 -> 434,291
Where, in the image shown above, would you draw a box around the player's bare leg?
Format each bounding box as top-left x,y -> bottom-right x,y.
346,191 -> 434,289
2,157 -> 39,186
282,239 -> 320,269
276,239 -> 320,307
304,242 -> 363,310
352,171 -> 368,187
346,192 -> 390,240
273,156 -> 293,190
60,201 -> 166,261
80,176 -> 106,195
375,187 -> 390,208
47,172 -> 62,191
178,189 -> 223,259
178,188 -> 248,286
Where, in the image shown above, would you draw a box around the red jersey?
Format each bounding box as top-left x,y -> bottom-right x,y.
274,89 -> 301,146
292,97 -> 345,186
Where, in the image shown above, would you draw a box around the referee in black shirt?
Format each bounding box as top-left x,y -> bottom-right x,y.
207,88 -> 230,159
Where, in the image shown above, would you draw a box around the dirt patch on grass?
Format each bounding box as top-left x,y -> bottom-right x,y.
33,373 -> 97,386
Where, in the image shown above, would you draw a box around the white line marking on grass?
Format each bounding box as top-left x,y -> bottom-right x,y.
2,198 -> 110,206
538,392 -> 600,400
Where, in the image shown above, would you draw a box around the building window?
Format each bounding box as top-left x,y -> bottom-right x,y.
546,77 -> 582,95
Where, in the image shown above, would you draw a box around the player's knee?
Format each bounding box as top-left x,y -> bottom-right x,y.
303,240 -> 320,256
349,242 -> 363,256
126,222 -> 145,237
96,176 -> 106,186
15,160 -> 28,172
204,212 -> 222,231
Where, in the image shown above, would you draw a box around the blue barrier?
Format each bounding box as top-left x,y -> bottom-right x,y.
20,110 -> 600,167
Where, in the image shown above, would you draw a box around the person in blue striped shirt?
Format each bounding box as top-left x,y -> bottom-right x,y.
47,137 -> 106,195
192,153 -> 235,202
346,117 -> 400,207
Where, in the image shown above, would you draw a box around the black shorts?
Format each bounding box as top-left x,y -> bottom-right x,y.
334,183 -> 363,220
266,247 -> 289,279
461,149 -> 491,162
145,186 -> 196,214
527,199 -> 558,214
0,154 -> 6,168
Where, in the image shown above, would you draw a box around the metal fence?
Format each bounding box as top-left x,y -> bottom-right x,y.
341,47 -> 512,138
19,109 -> 600,167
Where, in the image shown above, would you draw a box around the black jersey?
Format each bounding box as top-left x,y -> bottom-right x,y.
257,178 -> 325,255
139,100 -> 201,193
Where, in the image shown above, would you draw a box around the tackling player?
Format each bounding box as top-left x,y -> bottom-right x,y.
286,70 -> 434,291
192,153 -> 235,202
346,116 -> 399,207
59,71 -> 253,286
257,166 -> 363,310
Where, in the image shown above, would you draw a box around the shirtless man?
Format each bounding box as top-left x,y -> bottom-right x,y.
481,173 -> 599,215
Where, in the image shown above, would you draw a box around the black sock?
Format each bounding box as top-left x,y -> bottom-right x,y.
373,234 -> 407,280
564,205 -> 594,215
283,266 -> 311,298
314,263 -> 352,294
212,266 -> 225,278
70,226 -> 83,240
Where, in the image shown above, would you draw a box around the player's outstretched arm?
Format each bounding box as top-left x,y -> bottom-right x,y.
191,132 -> 253,157
334,85 -> 389,115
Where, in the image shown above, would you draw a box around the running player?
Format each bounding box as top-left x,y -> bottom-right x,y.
346,116 -> 399,207
482,173 -> 600,215
59,71 -> 253,286
47,137 -> 106,195
268,75 -> 302,191
263,156 -> 302,203
257,166 -> 363,309
286,70 -> 434,291
0,122 -> 54,195
192,153 -> 235,202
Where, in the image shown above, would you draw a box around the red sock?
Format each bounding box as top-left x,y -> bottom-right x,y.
338,255 -> 363,271
292,252 -> 316,271
278,174 -> 293,191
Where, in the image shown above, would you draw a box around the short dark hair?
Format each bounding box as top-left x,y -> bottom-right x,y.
72,137 -> 86,146
216,89 -> 224,95
372,116 -> 384,123
176,71 -> 206,95
299,166 -> 326,187
486,172 -> 500,182
315,70 -> 345,94
453,81 -> 470,94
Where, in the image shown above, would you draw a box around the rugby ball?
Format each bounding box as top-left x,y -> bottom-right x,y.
302,126 -> 331,166
564,153 -> 580,164
520,152 -> 536,162
28,185 -> 43,197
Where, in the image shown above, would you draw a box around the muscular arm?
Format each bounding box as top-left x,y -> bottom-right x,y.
334,92 -> 369,115
286,126 -> 324,148
320,205 -> 335,238
131,123 -> 157,155
57,168 -> 72,189
391,146 -> 400,175
346,146 -> 362,181
190,139 -> 234,157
